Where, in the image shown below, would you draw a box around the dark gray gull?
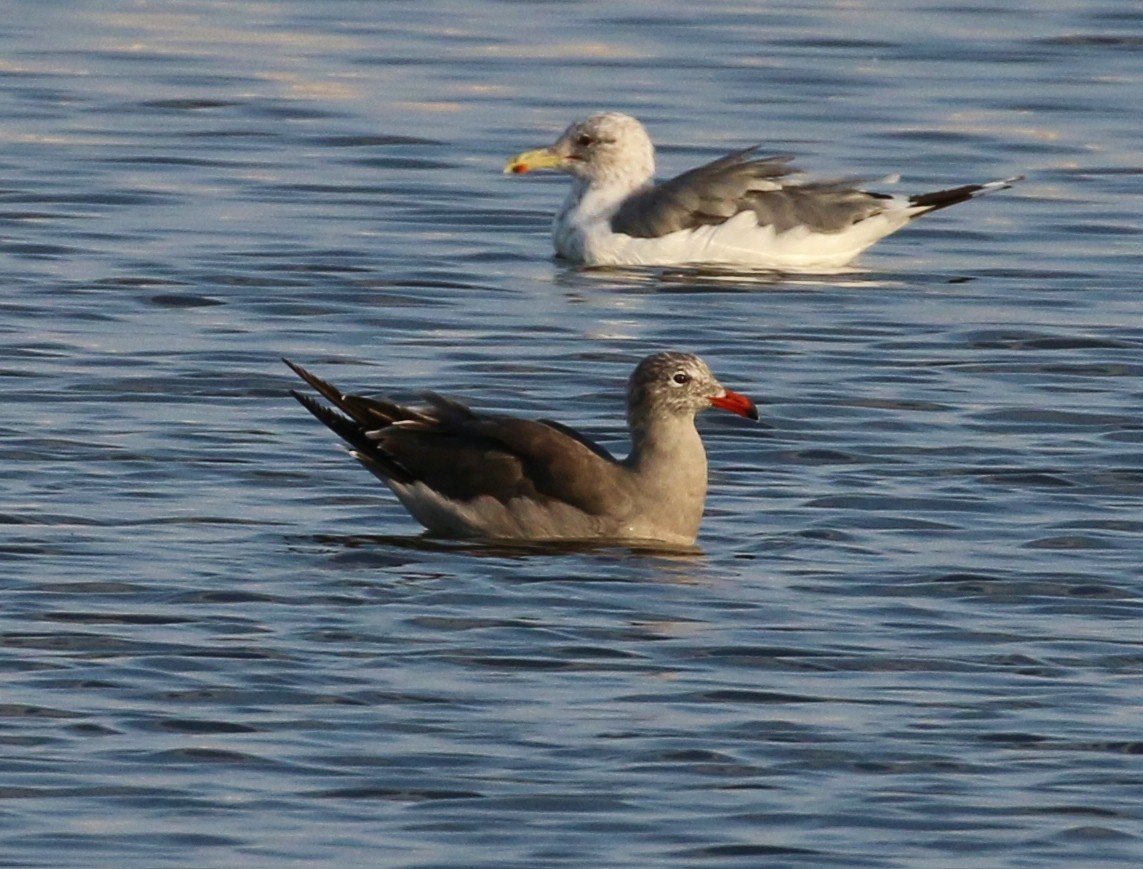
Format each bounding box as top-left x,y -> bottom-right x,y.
505,111 -> 1020,270
285,352 -> 758,545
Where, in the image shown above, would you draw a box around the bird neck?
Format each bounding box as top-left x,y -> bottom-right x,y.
562,169 -> 651,219
627,415 -> 708,492
625,415 -> 709,539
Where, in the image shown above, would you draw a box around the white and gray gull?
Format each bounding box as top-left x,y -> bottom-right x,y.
505,111 -> 1020,271
286,352 -> 758,546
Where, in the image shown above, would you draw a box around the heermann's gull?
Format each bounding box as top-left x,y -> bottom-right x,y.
285,352 -> 757,545
505,111 -> 1020,271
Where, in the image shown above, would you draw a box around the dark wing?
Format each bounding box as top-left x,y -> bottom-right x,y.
535,418 -> 618,462
381,406 -> 624,515
284,358 -> 435,430
611,147 -> 889,237
285,359 -> 434,484
286,361 -> 626,516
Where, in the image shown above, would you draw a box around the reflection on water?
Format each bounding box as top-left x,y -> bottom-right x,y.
2,0 -> 1143,867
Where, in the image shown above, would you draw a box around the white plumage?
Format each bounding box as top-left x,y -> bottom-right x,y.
506,112 -> 1019,271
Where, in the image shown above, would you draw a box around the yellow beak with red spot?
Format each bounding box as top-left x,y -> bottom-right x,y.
504,147 -> 569,175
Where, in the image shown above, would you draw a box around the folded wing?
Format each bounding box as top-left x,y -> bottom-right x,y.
285,360 -> 627,517
611,148 -> 888,238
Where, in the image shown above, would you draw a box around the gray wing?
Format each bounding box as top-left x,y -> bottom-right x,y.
611,147 -> 887,237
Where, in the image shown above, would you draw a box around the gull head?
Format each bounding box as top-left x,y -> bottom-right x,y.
505,112 -> 656,190
626,351 -> 758,432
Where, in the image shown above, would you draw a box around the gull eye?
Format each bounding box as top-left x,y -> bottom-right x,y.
575,133 -> 596,148
671,371 -> 690,386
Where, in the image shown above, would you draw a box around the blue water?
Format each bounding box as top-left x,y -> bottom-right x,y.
2,1 -> 1142,866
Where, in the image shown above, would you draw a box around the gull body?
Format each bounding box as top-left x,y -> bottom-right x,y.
286,352 -> 757,546
506,112 -> 1019,271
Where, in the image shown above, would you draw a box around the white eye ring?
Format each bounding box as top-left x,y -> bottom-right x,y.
671,371 -> 690,386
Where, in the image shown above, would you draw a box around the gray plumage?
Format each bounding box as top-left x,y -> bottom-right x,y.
285,352 -> 758,544
611,148 -> 891,237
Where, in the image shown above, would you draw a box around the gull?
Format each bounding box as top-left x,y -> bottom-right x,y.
505,111 -> 1020,271
285,352 -> 757,546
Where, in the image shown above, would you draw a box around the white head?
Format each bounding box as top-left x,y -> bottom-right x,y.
506,112 -> 656,191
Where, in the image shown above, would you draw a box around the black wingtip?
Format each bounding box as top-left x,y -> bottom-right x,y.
289,388 -> 346,431
282,357 -> 306,380
908,175 -> 1022,213
284,357 -> 329,393
288,385 -> 414,486
284,357 -> 359,414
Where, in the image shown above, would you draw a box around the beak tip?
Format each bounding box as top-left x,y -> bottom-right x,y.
504,147 -> 564,175
711,389 -> 759,421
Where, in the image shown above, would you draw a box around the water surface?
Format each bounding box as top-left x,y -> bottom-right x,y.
2,1 -> 1142,866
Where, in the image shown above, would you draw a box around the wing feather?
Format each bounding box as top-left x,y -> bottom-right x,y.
611,149 -> 888,237
286,361 -> 627,516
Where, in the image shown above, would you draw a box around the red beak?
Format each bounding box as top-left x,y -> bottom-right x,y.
710,389 -> 758,421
